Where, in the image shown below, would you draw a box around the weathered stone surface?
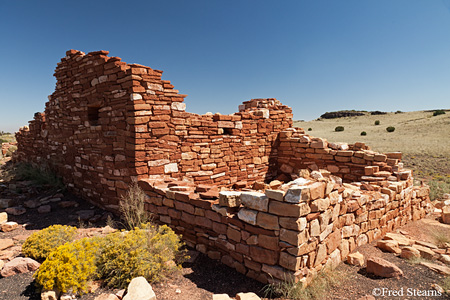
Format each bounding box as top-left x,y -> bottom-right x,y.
412,245 -> 436,260
347,251 -> 364,266
442,206 -> 450,224
237,208 -> 257,225
1,221 -> 18,232
0,238 -> 14,251
279,252 -> 301,271
236,292 -> 261,300
123,277 -> 156,300
5,206 -> 26,216
438,254 -> 450,265
383,232 -> 413,246
280,229 -> 308,246
38,205 -> 52,214
41,290 -> 59,300
0,212 -> 7,224
1,257 -> 40,277
279,217 -> 306,231
256,212 -> 279,230
419,261 -> 450,275
265,189 -> 285,201
366,257 -> 403,278
284,186 -> 310,203
219,191 -> 241,208
269,201 -> 310,217
400,246 -> 420,259
377,240 -> 401,254
240,192 -> 269,212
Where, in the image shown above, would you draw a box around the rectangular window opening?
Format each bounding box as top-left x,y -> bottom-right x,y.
88,106 -> 100,126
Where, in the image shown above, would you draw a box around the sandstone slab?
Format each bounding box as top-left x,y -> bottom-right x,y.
366,257 -> 403,278
1,257 -> 40,277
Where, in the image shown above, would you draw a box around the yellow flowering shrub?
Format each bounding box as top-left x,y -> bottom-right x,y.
34,237 -> 100,294
22,224 -> 77,261
97,224 -> 183,288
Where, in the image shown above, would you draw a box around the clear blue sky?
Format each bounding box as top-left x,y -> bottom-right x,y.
1,0 -> 449,133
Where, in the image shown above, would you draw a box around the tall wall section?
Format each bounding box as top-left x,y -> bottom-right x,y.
15,50 -> 293,210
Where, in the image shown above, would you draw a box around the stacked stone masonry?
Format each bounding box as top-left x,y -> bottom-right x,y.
14,50 -> 431,285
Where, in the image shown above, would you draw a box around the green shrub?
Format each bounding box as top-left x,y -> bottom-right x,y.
263,269 -> 345,300
96,224 -> 183,288
360,131 -> 367,136
374,120 -> 380,125
119,180 -> 152,230
22,225 -> 77,261
386,126 -> 395,132
12,162 -> 64,190
5,145 -> 17,157
34,237 -> 100,294
433,110 -> 446,116
308,128 -> 312,131
334,126 -> 344,132
428,177 -> 450,200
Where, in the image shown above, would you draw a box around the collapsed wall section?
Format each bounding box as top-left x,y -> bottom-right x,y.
138,171 -> 431,285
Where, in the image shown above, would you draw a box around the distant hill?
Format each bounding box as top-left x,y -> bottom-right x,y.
320,110 -> 388,119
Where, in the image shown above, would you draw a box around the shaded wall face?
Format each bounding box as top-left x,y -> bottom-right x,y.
16,50 -> 139,209
129,96 -> 294,186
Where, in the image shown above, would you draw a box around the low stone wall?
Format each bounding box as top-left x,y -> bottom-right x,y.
276,129 -> 408,183
139,172 -> 431,285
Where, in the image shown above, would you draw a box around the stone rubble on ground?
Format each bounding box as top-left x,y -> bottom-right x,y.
122,277 -> 156,300
366,256 -> 403,278
347,251 -> 365,266
40,290 -> 59,300
0,257 -> 40,277
1,221 -> 19,232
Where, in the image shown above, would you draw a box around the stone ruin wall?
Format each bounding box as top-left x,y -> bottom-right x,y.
15,50 -> 292,210
14,50 -> 432,285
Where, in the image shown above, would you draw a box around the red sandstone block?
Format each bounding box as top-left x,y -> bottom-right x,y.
249,246 -> 278,265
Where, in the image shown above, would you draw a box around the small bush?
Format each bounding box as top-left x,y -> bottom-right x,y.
386,126 -> 395,132
34,223 -> 185,294
374,120 -> 380,125
119,180 -> 152,230
22,225 -> 77,261
433,110 -> 446,116
34,237 -> 100,294
442,277 -> 450,295
12,162 -> 64,190
360,131 -> 367,136
5,145 -> 17,157
334,126 -> 344,132
428,177 -> 450,200
263,269 -> 345,300
96,224 -> 183,288
308,128 -> 312,131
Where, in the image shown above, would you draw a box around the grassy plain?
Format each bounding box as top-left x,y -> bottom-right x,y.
294,110 -> 450,198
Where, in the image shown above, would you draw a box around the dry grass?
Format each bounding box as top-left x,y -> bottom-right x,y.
294,110 -> 450,198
